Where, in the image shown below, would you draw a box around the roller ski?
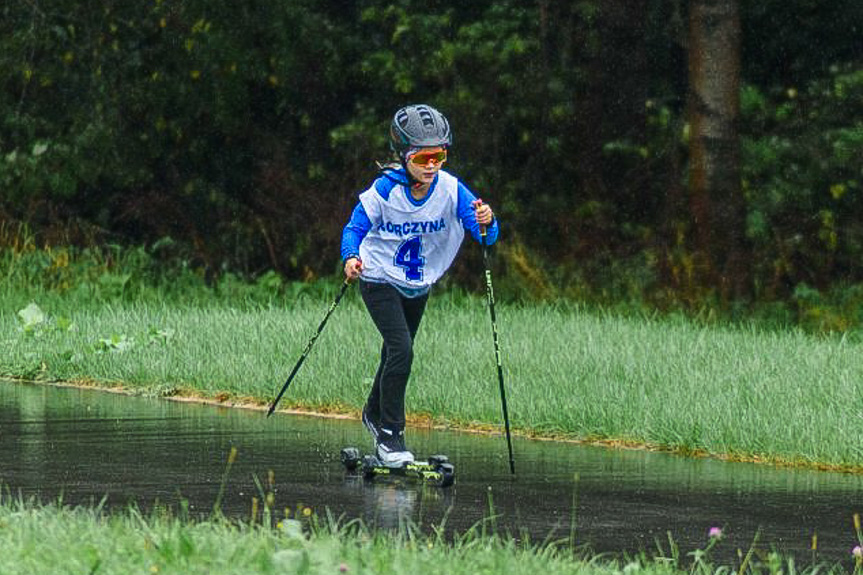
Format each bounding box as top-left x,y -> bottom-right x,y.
340,447 -> 455,488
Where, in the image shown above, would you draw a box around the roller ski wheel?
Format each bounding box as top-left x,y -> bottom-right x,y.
340,447 -> 455,488
340,447 -> 361,471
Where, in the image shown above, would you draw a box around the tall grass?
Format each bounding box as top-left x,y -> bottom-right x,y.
0,223 -> 330,311
0,496 -> 858,575
3,288 -> 863,470
3,234 -> 863,469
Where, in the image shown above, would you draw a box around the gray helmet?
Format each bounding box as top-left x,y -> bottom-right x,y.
389,104 -> 452,157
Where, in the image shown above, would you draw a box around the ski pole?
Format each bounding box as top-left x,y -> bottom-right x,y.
267,279 -> 351,417
480,225 -> 516,475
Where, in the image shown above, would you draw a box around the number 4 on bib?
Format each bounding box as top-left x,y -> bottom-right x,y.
394,236 -> 425,281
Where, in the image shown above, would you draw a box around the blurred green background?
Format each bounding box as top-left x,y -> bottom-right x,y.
2,0 -> 861,328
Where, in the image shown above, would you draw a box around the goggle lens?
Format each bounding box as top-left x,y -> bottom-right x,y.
409,149 -> 447,166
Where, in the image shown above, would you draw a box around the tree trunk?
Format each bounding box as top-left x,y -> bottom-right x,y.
687,0 -> 749,300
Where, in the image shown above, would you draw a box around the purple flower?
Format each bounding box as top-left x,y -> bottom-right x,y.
852,545 -> 863,559
339,563 -> 349,573
709,527 -> 723,539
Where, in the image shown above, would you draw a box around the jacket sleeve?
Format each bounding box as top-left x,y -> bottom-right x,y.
456,181 -> 499,245
340,202 -> 371,262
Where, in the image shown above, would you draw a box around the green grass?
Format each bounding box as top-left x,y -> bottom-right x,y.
3,289 -> 863,470
0,496 -> 857,575
3,241 -> 863,572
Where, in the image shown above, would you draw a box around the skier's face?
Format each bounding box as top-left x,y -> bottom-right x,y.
406,147 -> 446,187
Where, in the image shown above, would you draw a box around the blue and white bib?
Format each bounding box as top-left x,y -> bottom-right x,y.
358,170 -> 465,291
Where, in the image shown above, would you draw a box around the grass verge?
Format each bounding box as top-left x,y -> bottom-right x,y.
2,291 -> 863,472
0,494 -> 859,575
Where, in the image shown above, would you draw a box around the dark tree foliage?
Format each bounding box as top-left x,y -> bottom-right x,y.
0,0 -> 861,311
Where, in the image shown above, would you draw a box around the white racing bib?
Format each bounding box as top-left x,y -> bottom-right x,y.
359,170 -> 465,290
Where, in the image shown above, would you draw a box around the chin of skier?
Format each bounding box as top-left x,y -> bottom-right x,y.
340,104 -> 499,468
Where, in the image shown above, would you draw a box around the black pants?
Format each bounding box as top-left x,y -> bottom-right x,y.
360,280 -> 429,433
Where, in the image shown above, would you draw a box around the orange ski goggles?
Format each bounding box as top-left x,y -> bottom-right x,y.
407,148 -> 447,167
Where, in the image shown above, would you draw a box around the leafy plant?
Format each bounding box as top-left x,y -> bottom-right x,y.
16,302 -> 74,337
94,334 -> 134,354
17,302 -> 46,333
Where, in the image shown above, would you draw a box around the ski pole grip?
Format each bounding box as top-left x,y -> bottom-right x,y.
474,198 -> 487,238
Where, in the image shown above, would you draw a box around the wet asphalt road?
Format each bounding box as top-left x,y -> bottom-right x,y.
1,380 -> 861,565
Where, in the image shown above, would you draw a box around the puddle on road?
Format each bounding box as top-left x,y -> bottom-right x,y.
1,379 -> 861,564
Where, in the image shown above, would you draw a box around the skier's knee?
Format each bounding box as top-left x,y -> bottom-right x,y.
386,342 -> 413,373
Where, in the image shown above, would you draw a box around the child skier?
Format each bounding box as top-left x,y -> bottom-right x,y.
340,104 -> 499,467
